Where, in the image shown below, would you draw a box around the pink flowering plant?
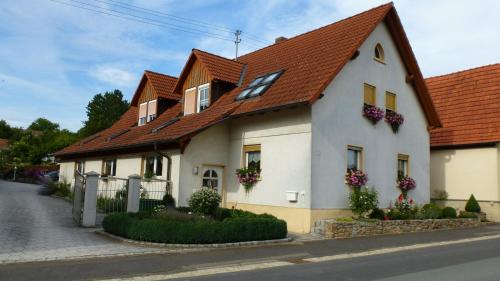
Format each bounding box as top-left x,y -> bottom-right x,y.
363,104 -> 385,124
385,110 -> 404,132
397,176 -> 416,195
345,169 -> 368,188
236,167 -> 261,192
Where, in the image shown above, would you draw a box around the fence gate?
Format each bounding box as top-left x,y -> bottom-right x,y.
72,171 -> 86,225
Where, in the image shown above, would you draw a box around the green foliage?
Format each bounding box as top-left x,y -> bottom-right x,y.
162,194 -> 175,207
335,217 -> 354,222
465,194 -> 481,212
442,207 -> 457,219
459,211 -> 478,219
143,170 -> 154,180
188,188 -> 222,215
369,208 -> 386,220
43,180 -> 71,198
102,212 -> 287,244
416,203 -> 442,219
78,90 -> 129,138
348,187 -> 379,218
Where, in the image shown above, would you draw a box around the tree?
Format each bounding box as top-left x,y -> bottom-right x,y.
0,120 -> 12,139
28,118 -> 59,133
78,90 -> 129,138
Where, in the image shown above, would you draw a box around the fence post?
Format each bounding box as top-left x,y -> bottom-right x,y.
127,174 -> 141,213
82,171 -> 99,227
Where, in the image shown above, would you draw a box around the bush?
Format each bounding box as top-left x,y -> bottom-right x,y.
188,188 -> 222,215
102,212 -> 287,244
162,194 -> 175,207
386,209 -> 409,220
416,203 -> 442,219
369,208 -> 386,220
442,207 -> 457,218
54,181 -> 71,197
465,194 -> 481,212
348,187 -> 378,218
459,211 -> 478,219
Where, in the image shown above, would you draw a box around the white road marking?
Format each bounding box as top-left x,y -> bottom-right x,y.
96,234 -> 500,281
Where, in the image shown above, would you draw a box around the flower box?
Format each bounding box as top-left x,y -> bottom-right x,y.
362,104 -> 384,124
385,110 -> 404,132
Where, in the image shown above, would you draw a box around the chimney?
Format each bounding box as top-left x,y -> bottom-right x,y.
275,36 -> 288,44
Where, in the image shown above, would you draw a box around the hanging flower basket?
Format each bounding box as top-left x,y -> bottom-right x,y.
385,110 -> 404,133
345,169 -> 368,189
397,176 -> 416,197
362,104 -> 384,124
236,167 -> 261,193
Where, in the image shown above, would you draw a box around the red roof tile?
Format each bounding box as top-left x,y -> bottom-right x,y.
427,63 -> 500,147
56,3 -> 440,158
131,71 -> 179,106
0,138 -> 8,149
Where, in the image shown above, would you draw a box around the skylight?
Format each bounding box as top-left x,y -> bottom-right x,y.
235,70 -> 284,101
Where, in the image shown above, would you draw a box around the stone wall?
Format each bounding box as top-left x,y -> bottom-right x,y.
313,218 -> 481,239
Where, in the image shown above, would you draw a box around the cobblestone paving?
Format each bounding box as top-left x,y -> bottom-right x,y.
0,180 -> 183,264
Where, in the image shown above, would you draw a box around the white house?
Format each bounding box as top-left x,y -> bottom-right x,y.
56,3 -> 440,233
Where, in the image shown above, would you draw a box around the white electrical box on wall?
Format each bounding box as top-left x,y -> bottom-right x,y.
286,191 -> 299,202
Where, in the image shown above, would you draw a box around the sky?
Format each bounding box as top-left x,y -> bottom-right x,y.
0,0 -> 499,131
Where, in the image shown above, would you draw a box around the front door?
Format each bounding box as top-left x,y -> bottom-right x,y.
201,166 -> 223,195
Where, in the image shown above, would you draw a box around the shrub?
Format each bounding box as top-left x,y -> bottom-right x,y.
54,181 -> 71,197
465,194 -> 481,212
348,187 -> 378,218
102,212 -> 287,244
459,211 -> 478,219
442,207 -> 457,219
416,203 -> 442,219
188,188 -> 221,215
369,208 -> 386,220
162,194 -> 175,207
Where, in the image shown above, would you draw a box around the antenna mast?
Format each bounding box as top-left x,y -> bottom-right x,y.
234,29 -> 242,60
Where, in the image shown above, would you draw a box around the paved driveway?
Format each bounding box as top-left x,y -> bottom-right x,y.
0,180 -> 179,264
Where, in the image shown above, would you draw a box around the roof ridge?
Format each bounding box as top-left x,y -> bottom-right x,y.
144,70 -> 178,79
238,2 -> 394,59
192,48 -> 246,65
425,63 -> 500,80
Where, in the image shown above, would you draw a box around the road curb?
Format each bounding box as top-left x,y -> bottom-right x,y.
95,230 -> 294,248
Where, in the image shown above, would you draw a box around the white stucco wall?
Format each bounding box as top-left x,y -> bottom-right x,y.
226,107 -> 312,208
311,23 -> 430,209
59,161 -> 75,184
84,159 -> 102,175
430,146 -> 499,201
115,156 -> 141,178
178,123 -> 229,206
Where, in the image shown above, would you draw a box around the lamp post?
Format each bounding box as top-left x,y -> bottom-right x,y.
13,165 -> 17,181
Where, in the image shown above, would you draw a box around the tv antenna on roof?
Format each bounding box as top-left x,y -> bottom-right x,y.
234,29 -> 242,60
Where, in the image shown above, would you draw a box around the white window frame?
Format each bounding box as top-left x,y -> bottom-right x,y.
103,159 -> 117,177
144,155 -> 163,176
347,146 -> 363,172
197,83 -> 210,113
138,101 -> 148,126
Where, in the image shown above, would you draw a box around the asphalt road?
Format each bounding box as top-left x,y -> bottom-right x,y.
188,236 -> 500,281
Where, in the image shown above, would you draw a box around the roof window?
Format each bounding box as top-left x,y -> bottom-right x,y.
235,70 -> 284,101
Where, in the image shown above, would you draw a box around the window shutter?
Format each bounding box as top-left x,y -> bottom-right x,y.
147,100 -> 157,116
364,84 -> 376,106
386,92 -> 397,111
184,89 -> 196,115
244,144 -> 261,152
139,103 -> 147,119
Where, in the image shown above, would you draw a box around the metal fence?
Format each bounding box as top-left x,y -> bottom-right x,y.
72,171 -> 85,225
96,177 -> 128,214
139,178 -> 172,211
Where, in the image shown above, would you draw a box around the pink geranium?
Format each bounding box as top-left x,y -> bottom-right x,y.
397,176 -> 416,192
345,169 -> 368,188
363,104 -> 385,124
385,110 -> 404,132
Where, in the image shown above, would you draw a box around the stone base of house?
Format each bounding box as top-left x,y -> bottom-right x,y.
432,199 -> 500,222
225,202 -> 352,233
313,218 -> 482,239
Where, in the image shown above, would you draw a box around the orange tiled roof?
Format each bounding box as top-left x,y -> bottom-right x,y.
56,3 -> 440,158
131,71 -> 179,106
427,63 -> 500,147
0,138 -> 8,149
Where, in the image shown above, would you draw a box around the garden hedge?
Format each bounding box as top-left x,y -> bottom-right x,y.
102,212 -> 287,244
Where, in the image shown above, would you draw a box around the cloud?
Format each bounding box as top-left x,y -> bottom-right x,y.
91,65 -> 136,87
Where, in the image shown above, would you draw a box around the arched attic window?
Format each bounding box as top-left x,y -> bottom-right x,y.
374,43 -> 385,63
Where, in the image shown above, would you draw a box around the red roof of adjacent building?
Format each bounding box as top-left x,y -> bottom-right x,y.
0,138 -> 8,150
56,3 -> 440,158
131,71 -> 180,106
427,63 -> 500,147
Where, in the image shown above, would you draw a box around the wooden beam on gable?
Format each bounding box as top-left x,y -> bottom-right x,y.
405,74 -> 414,83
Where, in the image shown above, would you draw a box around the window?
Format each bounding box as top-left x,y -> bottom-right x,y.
75,161 -> 85,174
197,84 -> 210,112
244,144 -> 261,170
184,88 -> 196,115
374,43 -> 385,62
102,159 -> 117,177
235,70 -> 284,100
364,83 -> 376,106
144,155 -> 163,176
386,92 -> 397,112
202,169 -> 219,189
147,100 -> 157,121
139,102 -> 148,126
397,154 -> 409,179
347,146 -> 363,172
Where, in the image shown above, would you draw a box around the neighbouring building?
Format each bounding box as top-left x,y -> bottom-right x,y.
55,3 -> 440,233
0,138 -> 8,151
428,63 -> 500,221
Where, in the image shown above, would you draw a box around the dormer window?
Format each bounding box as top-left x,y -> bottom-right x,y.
138,99 -> 157,126
374,43 -> 385,63
197,84 -> 210,113
236,70 -> 284,101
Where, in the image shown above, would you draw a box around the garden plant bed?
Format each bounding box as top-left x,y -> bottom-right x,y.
313,218 -> 481,239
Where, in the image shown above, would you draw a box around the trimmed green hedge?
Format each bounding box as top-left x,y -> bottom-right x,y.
103,212 -> 287,244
